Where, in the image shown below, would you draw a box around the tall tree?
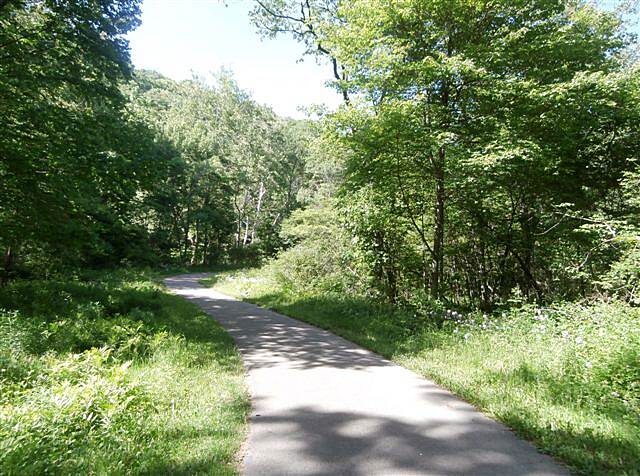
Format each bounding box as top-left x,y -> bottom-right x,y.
126,70 -> 312,265
256,0 -> 640,306
0,0 -> 145,276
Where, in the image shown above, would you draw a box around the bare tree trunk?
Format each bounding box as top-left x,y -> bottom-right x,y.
251,181 -> 266,243
1,246 -> 14,286
190,224 -> 199,266
243,219 -> 250,246
517,201 -> 542,301
431,147 -> 446,300
234,193 -> 249,247
202,232 -> 210,266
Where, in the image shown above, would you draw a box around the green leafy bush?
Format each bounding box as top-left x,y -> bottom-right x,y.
601,234 -> 640,305
268,202 -> 364,294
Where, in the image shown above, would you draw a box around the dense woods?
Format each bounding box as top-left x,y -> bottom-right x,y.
253,0 -> 640,308
4,0 -> 638,308
0,0 -> 312,281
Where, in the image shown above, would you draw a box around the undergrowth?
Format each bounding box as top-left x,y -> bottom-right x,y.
0,269 -> 248,475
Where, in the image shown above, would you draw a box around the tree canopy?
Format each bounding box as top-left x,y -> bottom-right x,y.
0,0 -> 314,279
254,0 -> 640,306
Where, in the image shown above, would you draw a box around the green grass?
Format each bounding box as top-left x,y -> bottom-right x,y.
205,268 -> 640,475
0,269 -> 249,475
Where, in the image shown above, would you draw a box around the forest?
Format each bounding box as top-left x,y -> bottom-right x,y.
1,1 -> 313,276
1,0 -> 640,474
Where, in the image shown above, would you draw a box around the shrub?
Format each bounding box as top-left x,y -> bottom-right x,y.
600,234 -> 640,305
269,202 -> 364,295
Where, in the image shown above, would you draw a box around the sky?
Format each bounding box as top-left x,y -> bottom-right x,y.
127,0 -> 342,119
128,0 -> 639,119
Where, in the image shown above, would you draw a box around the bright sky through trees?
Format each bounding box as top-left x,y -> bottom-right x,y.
127,0 -> 343,118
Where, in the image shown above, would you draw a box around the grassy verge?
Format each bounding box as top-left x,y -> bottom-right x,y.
0,269 -> 249,475
205,268 -> 640,475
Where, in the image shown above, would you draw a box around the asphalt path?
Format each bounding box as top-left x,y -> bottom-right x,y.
165,273 -> 567,476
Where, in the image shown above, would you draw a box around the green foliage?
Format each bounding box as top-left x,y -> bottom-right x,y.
268,202 -> 362,294
256,0 -> 640,307
209,268 -> 640,475
0,0 -> 313,278
0,271 -> 248,475
600,233 -> 640,304
597,167 -> 640,304
1,348 -> 155,475
126,70 -> 314,266
0,0 -> 167,275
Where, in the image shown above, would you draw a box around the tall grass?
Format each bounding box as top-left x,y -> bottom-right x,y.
0,270 -> 248,475
206,268 -> 640,475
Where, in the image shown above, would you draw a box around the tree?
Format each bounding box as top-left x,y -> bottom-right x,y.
126,70 -> 312,265
256,0 -> 640,306
0,0 -> 147,278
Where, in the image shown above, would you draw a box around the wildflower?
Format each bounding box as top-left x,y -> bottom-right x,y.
584,361 -> 592,368
561,330 -> 569,339
612,391 -> 620,398
464,333 -> 471,340
575,336 -> 584,345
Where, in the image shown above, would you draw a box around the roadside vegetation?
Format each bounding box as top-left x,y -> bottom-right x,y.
0,270 -> 249,475
205,267 -> 639,475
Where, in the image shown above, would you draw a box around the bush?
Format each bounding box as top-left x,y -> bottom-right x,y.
227,244 -> 264,267
601,234 -> 640,304
268,202 -> 364,295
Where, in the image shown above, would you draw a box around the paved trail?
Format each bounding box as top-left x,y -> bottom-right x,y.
165,274 -> 567,476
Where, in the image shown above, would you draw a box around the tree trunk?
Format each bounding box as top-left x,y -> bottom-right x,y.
518,201 -> 542,301
1,246 -> 14,286
243,219 -> 250,246
431,147 -> 446,300
182,224 -> 190,262
252,181 -> 266,243
190,223 -> 199,266
201,230 -> 210,266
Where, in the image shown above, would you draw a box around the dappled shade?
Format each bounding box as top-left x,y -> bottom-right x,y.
166,274 -> 567,475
